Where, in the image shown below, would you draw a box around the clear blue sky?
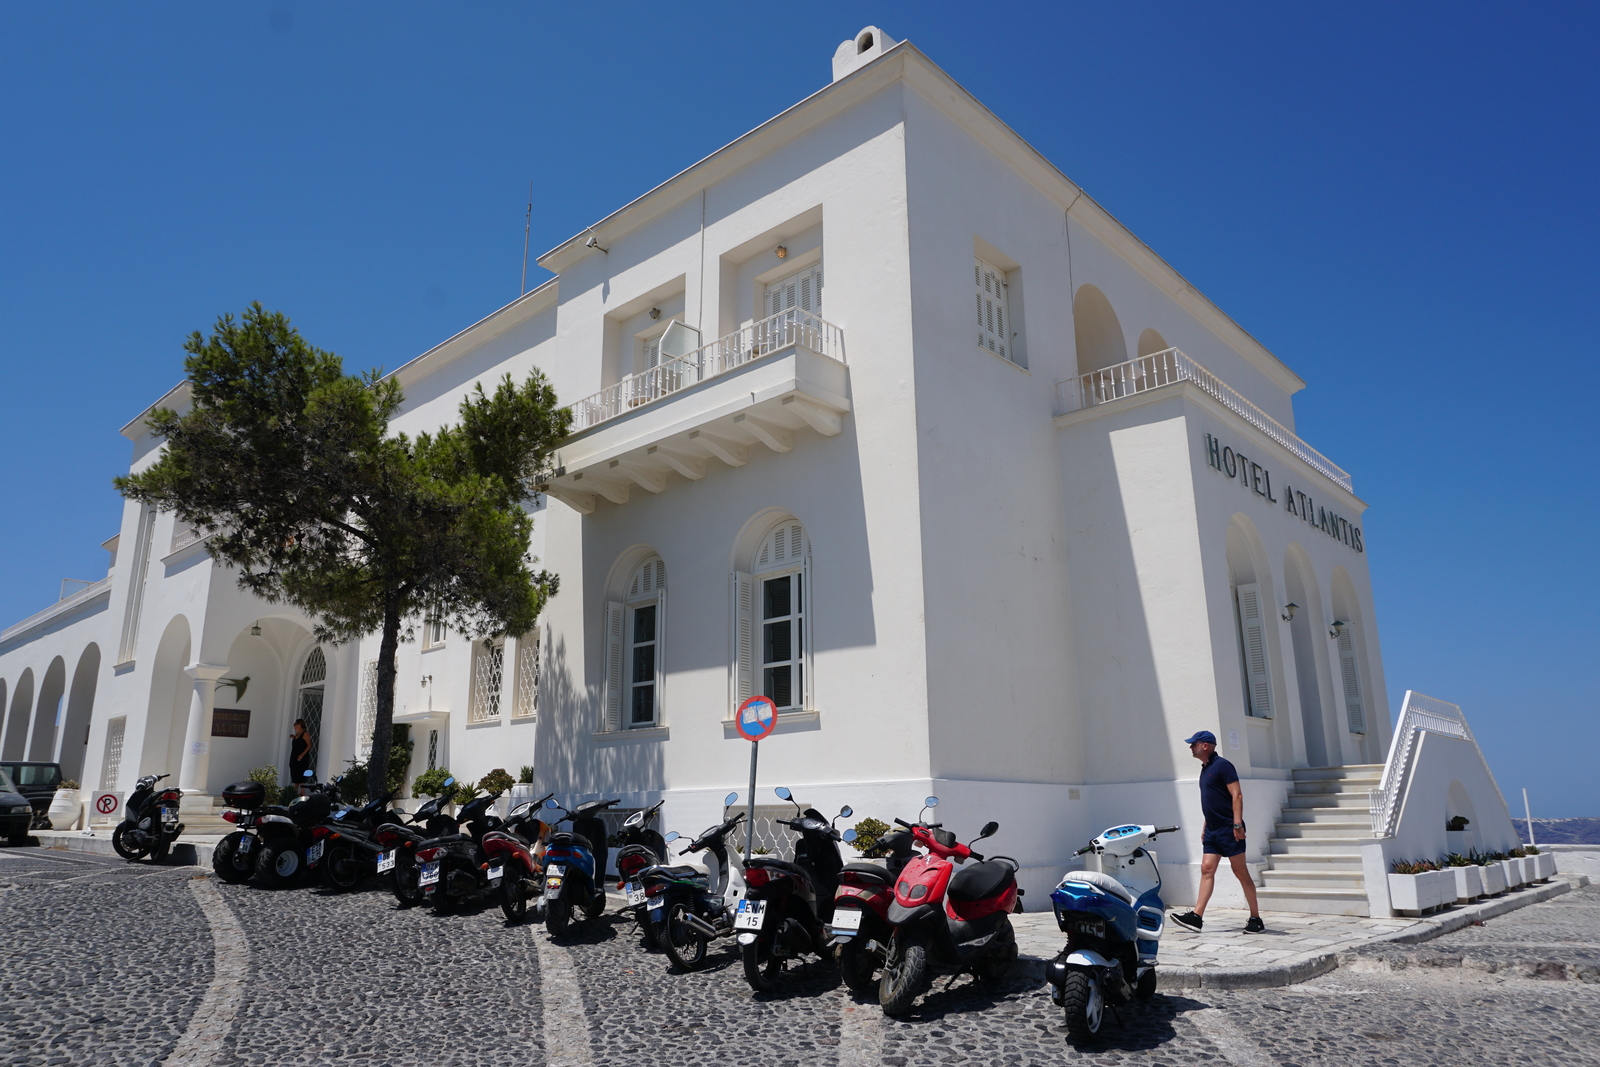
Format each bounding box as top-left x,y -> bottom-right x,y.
2,4 -> 1595,814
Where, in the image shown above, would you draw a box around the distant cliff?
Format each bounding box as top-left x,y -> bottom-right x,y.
1516,818 -> 1600,845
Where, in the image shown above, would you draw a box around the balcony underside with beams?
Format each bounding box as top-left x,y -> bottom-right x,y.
543,343 -> 850,514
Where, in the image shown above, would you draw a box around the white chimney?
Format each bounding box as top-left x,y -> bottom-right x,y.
832,26 -> 896,82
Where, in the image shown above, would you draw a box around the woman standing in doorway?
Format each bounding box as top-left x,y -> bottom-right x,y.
289,719 -> 312,789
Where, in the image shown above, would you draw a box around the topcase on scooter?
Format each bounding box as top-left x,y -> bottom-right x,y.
221,781 -> 267,811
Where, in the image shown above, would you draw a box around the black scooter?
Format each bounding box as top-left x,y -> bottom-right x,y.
650,791 -> 746,971
372,779 -> 461,908
614,800 -> 669,947
415,790 -> 505,912
112,773 -> 183,862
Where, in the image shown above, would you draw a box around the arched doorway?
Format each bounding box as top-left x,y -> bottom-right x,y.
294,647 -> 328,779
1330,569 -> 1377,763
140,616 -> 192,778
1283,548 -> 1330,767
30,657 -> 67,760
59,645 -> 101,781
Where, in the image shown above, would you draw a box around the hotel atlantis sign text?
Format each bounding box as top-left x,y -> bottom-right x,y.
1203,433 -> 1364,553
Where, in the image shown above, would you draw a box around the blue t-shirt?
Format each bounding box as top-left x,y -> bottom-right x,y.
1198,754 -> 1240,831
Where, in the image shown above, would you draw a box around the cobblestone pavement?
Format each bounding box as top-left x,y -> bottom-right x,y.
4,844 -> 1599,1066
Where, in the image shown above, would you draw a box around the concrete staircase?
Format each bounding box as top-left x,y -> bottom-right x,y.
173,795 -> 237,835
1257,765 -> 1383,916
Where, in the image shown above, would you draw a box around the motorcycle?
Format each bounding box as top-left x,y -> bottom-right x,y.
614,800 -> 669,947
830,823 -> 919,993
735,786 -> 852,993
312,787 -> 407,892
415,789 -> 508,912
251,774 -> 338,887
648,792 -> 746,971
1045,823 -> 1179,1040
483,793 -> 555,925
112,773 -> 183,862
878,796 -> 1021,1016
372,779 -> 462,908
539,796 -> 621,935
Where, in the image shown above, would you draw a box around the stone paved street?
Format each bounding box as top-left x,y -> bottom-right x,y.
4,844 -> 1599,1067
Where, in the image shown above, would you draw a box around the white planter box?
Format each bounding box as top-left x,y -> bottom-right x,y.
1448,865 -> 1483,903
1501,859 -> 1523,888
1531,853 -> 1556,881
1518,857 -> 1537,883
1480,862 -> 1507,896
48,789 -> 81,830
1388,872 -> 1448,916
1425,869 -> 1452,911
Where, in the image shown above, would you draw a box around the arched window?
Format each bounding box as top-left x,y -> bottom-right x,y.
733,520 -> 809,713
296,647 -> 327,772
1072,284 -> 1127,377
603,555 -> 666,731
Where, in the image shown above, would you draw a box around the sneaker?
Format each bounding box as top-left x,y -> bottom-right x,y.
1244,916 -> 1265,934
1170,910 -> 1204,932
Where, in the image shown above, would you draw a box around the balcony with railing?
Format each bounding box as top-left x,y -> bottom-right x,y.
1056,347 -> 1352,492
543,308 -> 850,513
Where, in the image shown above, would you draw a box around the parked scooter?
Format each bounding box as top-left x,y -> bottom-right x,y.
539,796 -> 621,935
878,796 -> 1022,1016
614,800 -> 668,947
373,779 -> 461,907
483,794 -> 555,925
735,786 -> 852,993
415,789 -> 507,912
1045,823 -> 1178,1039
830,823 -> 919,993
251,773 -> 338,887
312,788 -> 406,892
649,792 -> 746,971
112,773 -> 183,863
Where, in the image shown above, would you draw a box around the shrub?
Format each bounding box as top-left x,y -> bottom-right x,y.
1446,815 -> 1471,832
849,817 -> 894,858
59,780 -> 80,791
451,783 -> 482,806
338,728 -> 414,804
1525,844 -> 1540,855
479,768 -> 515,795
1445,853 -> 1473,867
1509,846 -> 1528,858
1391,858 -> 1440,874
247,765 -> 297,806
411,767 -> 455,798
518,765 -> 535,784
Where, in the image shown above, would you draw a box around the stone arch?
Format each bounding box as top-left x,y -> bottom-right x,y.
140,615 -> 192,777
1447,779 -> 1477,831
1137,328 -> 1170,358
58,645 -> 102,783
287,638 -> 337,779
603,544 -> 667,601
1072,284 -> 1127,377
29,657 -> 68,760
3,669 -> 33,760
1283,546 -> 1332,767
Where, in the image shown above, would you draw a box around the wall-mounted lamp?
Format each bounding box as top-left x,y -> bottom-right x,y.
1329,620 -> 1348,639
774,245 -> 788,259
250,621 -> 262,636
584,233 -> 608,254
1281,603 -> 1298,622
648,307 -> 661,320
420,674 -> 433,689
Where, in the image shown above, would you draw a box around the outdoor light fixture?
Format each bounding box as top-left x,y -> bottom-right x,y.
1329,620 -> 1348,639
584,233 -> 608,254
1281,603 -> 1298,622
649,307 -> 661,320
250,621 -> 262,636
775,245 -> 787,259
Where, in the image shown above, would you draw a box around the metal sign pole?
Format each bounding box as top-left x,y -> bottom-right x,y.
744,741 -> 758,862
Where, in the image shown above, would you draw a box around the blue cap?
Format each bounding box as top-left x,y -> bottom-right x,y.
1184,730 -> 1217,746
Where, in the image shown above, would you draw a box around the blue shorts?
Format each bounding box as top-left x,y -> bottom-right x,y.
1202,827 -> 1246,858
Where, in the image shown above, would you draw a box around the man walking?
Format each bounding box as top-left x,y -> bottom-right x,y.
1170,729 -> 1264,933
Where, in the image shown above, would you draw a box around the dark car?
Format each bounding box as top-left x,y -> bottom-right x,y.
0,768 -> 34,844
0,762 -> 62,830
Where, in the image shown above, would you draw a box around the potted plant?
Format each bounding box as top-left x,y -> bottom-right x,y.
847,817 -> 894,867
479,769 -> 515,818
1476,852 -> 1508,896
1444,854 -> 1482,904
1388,858 -> 1446,915
48,780 -> 82,830
1526,845 -> 1556,882
1444,815 -> 1473,857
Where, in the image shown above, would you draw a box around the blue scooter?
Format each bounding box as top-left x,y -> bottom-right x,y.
539,796 -> 620,935
1045,823 -> 1179,1039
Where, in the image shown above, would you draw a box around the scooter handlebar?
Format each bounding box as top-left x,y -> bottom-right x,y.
1155,825 -> 1180,835
1074,844 -> 1095,856
893,818 -> 913,829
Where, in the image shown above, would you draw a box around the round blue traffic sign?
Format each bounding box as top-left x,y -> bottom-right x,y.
735,695 -> 778,742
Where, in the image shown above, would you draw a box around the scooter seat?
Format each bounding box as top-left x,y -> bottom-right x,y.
949,860 -> 1013,903
840,862 -> 894,883
658,862 -> 710,879
1058,869 -> 1136,906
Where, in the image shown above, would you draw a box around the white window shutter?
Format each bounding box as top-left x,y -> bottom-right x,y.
653,588 -> 666,722
645,336 -> 661,370
731,571 -> 754,712
603,600 -> 624,732
801,552 -> 812,711
1236,583 -> 1272,718
975,257 -> 1009,360
1337,628 -> 1366,733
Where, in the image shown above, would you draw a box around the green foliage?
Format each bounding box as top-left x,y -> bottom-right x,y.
1471,850 -> 1509,865
451,783 -> 482,806
849,817 -> 894,858
1446,815 -> 1471,832
59,780 -> 80,791
1391,858 -> 1441,874
479,768 -> 515,795
246,765 -> 297,806
750,846 -> 772,856
1509,846 -> 1528,858
518,765 -> 535,785
116,305 -> 570,801
336,725 -> 414,804
1525,844 -> 1540,855
1444,853 -> 1473,867
411,767 -> 455,798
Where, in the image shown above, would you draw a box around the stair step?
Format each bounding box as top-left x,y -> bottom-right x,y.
1277,814 -> 1370,829
1287,794 -> 1372,809
1291,780 -> 1379,796
1261,853 -> 1365,867
1290,765 -> 1383,781
1261,869 -> 1366,886
1272,826 -> 1371,840
1256,887 -> 1371,916
1270,839 -> 1366,855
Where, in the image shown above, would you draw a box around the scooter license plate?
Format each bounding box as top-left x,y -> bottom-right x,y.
376,851 -> 395,873
237,834 -> 253,854
734,899 -> 766,931
545,864 -> 564,878
488,866 -> 504,883
648,897 -> 665,918
626,882 -> 646,907
160,807 -> 178,824
419,862 -> 441,887
306,841 -> 324,865
831,908 -> 864,934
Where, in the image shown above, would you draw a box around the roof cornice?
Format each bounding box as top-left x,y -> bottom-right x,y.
120,381 -> 190,440
387,277 -> 559,390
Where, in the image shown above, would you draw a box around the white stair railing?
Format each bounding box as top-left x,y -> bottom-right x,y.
1057,347 -> 1353,492
1368,691 -> 1506,838
570,308 -> 844,432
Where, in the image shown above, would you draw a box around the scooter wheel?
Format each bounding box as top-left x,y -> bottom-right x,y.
974,940 -> 1017,984
391,863 -> 423,908
879,930 -> 930,1016
500,877 -> 530,925
836,939 -> 877,994
662,902 -> 708,971
545,897 -> 571,936
1062,971 -> 1104,1040
211,833 -> 254,883
321,843 -> 363,892
150,840 -> 171,864
254,842 -> 302,887
741,939 -> 782,993
1135,967 -> 1157,1001
111,825 -> 145,861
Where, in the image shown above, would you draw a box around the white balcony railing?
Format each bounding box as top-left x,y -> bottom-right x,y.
570,309 -> 844,432
1368,691 -> 1505,839
1057,348 -> 1352,492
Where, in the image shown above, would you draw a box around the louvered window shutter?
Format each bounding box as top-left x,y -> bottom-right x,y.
800,552 -> 811,710
653,587 -> 666,722
732,571 -> 754,713
645,336 -> 661,371
975,258 -> 1009,360
603,601 -> 624,732
1337,628 -> 1366,733
1236,583 -> 1272,718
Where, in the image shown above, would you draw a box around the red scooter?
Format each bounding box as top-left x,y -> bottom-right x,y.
830,823 -> 919,993
481,795 -> 554,925
877,796 -> 1022,1016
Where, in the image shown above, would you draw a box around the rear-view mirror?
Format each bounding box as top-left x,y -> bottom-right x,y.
978,821 -> 999,840
774,786 -> 792,801
665,831 -> 680,842
724,791 -> 740,808
842,828 -> 858,843
925,796 -> 939,808
838,805 -> 853,818
544,797 -> 561,809
303,770 -> 315,779
443,777 -> 456,789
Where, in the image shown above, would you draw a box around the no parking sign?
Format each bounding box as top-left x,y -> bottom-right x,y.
735,695 -> 779,858
93,792 -> 121,820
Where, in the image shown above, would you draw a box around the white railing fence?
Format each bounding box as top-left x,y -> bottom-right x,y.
570,309 -> 844,432
1368,690 -> 1507,838
1056,348 -> 1353,492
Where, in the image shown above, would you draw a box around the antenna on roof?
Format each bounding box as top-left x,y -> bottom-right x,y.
520,180 -> 533,296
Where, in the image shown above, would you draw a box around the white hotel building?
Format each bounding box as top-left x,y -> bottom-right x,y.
11,29 -> 1499,915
